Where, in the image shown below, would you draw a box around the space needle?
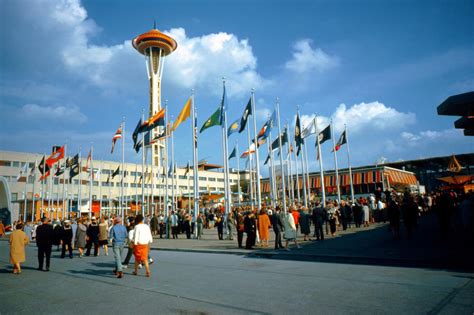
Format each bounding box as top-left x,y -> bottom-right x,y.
132,24 -> 177,168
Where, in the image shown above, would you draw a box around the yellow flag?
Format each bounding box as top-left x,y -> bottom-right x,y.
172,97 -> 191,131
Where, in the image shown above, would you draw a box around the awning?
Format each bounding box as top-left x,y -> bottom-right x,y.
385,169 -> 417,186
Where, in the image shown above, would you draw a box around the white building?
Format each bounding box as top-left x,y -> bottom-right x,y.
0,150 -> 249,221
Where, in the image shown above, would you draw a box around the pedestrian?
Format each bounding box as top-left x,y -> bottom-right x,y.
98,216 -> 109,256
339,201 -> 351,230
170,211 -> 179,239
150,214 -> 159,236
196,214 -> 203,239
402,196 -> 418,239
236,210 -> 245,248
132,214 -> 153,277
122,219 -> 135,268
75,218 -> 87,258
284,209 -> 300,251
110,216 -> 128,278
257,209 -> 271,247
183,214 -> 192,239
244,211 -> 257,249
52,221 -> 62,251
215,213 -> 224,240
23,221 -> 33,241
312,202 -> 325,241
36,217 -> 53,271
326,203 -> 337,236
158,213 -> 165,239
9,222 -> 29,274
60,220 -> 73,259
270,208 -> 284,249
71,219 -> 77,249
299,208 -> 311,241
86,217 -> 100,256
387,198 -> 401,239
226,211 -> 235,240
362,201 -> 370,227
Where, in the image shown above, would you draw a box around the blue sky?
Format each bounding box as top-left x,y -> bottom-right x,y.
1,0 -> 473,175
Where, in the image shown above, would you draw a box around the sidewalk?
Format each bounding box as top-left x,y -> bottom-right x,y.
150,214 -> 474,271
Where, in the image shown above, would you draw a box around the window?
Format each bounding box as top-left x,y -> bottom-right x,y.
92,195 -> 97,199
102,195 -> 107,200
93,181 -> 99,186
208,178 -> 216,182
217,178 -> 224,182
29,162 -> 35,168
102,169 -> 110,174
12,161 -> 20,167
199,176 -> 207,181
74,180 -> 79,185
178,175 -> 186,180
1,161 -> 12,167
11,193 -> 18,201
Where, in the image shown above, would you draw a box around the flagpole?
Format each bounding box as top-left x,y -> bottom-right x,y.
267,131 -> 275,206
223,110 -> 231,219
164,103 -> 169,238
31,159 -> 37,222
121,117 -> 125,220
98,160 -> 102,219
236,141 -> 241,207
23,164 -> 28,221
293,138 -> 301,204
276,99 -> 287,214
88,144 -> 93,218
62,143 -> 67,219
299,120 -> 308,209
78,147 -> 82,217
304,140 -> 311,206
331,120 -> 341,203
134,164 -> 138,212
315,117 -> 326,207
40,155 -> 45,219
345,125 -> 355,203
141,110 -> 146,218
286,122 -> 295,206
250,89 -> 262,211
191,91 -> 200,238
187,160 -> 191,213
171,118 -> 176,215
246,122 -> 255,209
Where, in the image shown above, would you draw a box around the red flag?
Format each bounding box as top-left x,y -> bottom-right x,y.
111,125 -> 122,153
46,145 -> 65,167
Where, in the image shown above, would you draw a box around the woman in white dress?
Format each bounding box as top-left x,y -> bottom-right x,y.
284,209 -> 301,251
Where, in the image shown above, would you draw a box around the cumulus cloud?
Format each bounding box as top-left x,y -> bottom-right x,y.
21,104 -> 87,123
285,39 -> 338,74
297,101 -> 414,134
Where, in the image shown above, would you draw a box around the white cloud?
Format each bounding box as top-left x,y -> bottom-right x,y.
21,104 -> 87,123
285,39 -> 338,74
256,108 -> 272,121
401,129 -> 459,146
297,101 -> 414,134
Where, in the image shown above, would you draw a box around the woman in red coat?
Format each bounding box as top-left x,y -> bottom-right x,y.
257,210 -> 272,247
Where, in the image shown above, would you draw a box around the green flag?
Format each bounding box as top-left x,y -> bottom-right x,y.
200,106 -> 222,133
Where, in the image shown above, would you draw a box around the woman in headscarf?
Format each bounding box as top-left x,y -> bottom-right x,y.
9,222 -> 29,274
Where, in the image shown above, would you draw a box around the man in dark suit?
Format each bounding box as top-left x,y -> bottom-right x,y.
312,202 -> 326,241
244,211 -> 256,249
270,207 -> 284,250
36,217 -> 53,271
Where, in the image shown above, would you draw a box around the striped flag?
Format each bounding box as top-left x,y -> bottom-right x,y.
111,124 -> 122,154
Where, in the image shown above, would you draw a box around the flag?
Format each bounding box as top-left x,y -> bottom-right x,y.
228,146 -> 237,160
316,125 -> 331,146
152,128 -> 168,142
132,118 -> 142,149
200,106 -> 222,133
55,163 -> 65,177
140,108 -> 166,133
264,153 -> 271,165
168,162 -> 174,176
106,174 -> 110,184
227,119 -> 240,137
271,128 -> 288,150
301,119 -> 316,139
16,163 -> 28,181
295,114 -> 303,156
448,155 -> 462,172
46,145 -> 65,167
333,130 -> 347,152
111,166 -> 120,179
29,161 -> 36,176
134,138 -> 143,153
111,124 -> 122,153
241,143 -> 256,158
184,162 -> 190,176
172,97 -> 192,131
84,149 -> 92,173
38,156 -> 51,181
193,117 -> 198,148
69,156 -> 79,182
239,98 -> 252,133
258,111 -> 276,139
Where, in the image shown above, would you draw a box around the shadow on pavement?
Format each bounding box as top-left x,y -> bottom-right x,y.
246,214 -> 474,272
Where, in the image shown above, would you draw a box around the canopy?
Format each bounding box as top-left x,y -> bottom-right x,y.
437,175 -> 474,185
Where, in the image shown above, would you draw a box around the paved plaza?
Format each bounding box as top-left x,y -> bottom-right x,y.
1,215 -> 473,314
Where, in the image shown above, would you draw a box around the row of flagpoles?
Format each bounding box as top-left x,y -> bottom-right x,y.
17,79 -> 355,223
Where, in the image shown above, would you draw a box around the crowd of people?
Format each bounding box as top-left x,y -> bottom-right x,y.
3,188 -> 472,277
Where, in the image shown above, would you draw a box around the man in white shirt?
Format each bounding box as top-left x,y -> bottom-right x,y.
132,214 -> 153,277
